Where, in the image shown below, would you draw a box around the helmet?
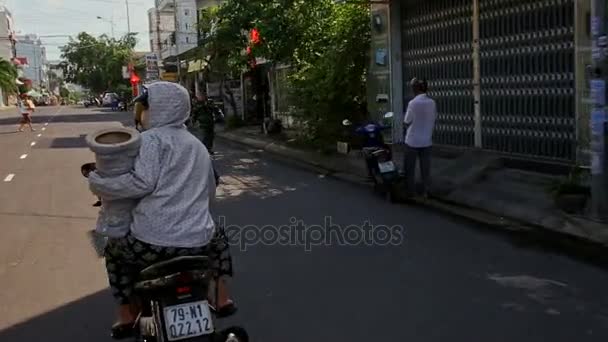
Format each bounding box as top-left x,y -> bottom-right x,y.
132,86 -> 148,130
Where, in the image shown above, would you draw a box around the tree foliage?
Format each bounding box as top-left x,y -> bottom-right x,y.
199,0 -> 370,145
60,32 -> 138,94
0,58 -> 19,95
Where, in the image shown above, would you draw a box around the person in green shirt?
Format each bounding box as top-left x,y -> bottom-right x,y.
192,93 -> 216,154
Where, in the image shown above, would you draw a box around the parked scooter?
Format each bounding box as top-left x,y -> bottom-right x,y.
80,163 -> 243,342
343,112 -> 400,201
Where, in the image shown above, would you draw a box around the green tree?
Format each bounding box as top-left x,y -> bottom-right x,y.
60,32 -> 138,94
59,86 -> 70,99
0,58 -> 19,95
198,0 -> 370,145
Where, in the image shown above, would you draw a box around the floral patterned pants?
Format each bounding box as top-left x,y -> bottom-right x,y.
104,228 -> 233,305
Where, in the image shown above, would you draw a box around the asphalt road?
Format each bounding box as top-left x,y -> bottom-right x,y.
0,106 -> 607,342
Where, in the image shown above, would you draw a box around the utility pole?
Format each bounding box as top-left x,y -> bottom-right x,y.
173,0 -> 181,84
125,0 -> 131,34
590,0 -> 608,220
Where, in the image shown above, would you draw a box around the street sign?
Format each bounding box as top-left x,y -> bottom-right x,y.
145,53 -> 160,81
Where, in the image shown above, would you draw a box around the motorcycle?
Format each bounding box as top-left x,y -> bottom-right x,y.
81,164 -> 241,342
343,112 -> 400,202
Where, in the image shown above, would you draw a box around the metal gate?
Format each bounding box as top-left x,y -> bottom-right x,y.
402,0 -> 475,147
479,0 -> 576,160
401,0 -> 576,161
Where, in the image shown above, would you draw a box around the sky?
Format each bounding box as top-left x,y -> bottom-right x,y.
4,0 -> 155,60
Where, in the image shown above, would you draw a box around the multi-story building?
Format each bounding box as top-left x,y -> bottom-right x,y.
0,6 -> 16,61
154,0 -> 198,62
16,34 -> 48,90
0,6 -> 17,106
47,60 -> 64,96
148,7 -> 175,58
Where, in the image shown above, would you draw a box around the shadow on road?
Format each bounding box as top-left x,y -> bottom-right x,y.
0,290 -> 114,342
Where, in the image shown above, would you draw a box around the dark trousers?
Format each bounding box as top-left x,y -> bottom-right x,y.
203,132 -> 215,152
404,145 -> 432,195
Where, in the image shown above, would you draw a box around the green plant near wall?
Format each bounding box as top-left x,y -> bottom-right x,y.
548,166 -> 590,198
225,115 -> 245,130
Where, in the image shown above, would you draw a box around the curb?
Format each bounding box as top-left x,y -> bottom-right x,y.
216,131 -> 608,252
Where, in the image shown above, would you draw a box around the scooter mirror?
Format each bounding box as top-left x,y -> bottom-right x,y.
81,162 -> 97,178
384,112 -> 394,119
342,119 -> 353,126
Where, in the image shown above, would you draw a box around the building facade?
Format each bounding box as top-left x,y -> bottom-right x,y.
16,35 -> 48,90
0,6 -> 17,107
154,0 -> 198,60
370,0 -> 588,165
148,7 -> 176,59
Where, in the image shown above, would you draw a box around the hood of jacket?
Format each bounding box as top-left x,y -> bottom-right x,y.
142,81 -> 191,130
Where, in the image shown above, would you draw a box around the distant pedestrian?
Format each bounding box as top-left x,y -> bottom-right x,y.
403,78 -> 437,198
17,94 -> 36,132
111,95 -> 119,111
192,93 -> 216,154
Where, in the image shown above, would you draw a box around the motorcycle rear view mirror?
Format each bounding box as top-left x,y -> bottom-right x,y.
81,162 -> 97,178
342,119 -> 353,126
384,112 -> 394,119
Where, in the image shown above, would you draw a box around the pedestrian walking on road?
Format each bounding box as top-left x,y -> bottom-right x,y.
403,78 -> 437,198
17,94 -> 36,132
192,93 -> 216,154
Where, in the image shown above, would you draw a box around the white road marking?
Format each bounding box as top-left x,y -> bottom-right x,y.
37,134 -> 42,137
4,174 -> 15,182
44,123 -> 48,126
30,142 -> 36,147
41,127 -> 46,131
20,154 -> 27,160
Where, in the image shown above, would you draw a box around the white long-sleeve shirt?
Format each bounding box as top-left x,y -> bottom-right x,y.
404,94 -> 437,148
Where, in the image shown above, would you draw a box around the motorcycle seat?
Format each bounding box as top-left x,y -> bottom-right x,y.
139,256 -> 210,281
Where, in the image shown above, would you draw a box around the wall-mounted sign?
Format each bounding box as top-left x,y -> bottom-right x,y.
591,79 -> 606,106
592,16 -> 600,36
161,72 -> 178,82
145,53 -> 160,80
375,48 -> 387,66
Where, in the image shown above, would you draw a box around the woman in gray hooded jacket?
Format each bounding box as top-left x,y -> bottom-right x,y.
88,82 -> 235,339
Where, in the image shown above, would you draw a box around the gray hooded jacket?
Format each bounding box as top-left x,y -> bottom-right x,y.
89,82 -> 216,248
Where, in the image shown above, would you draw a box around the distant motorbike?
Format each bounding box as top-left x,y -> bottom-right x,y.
343,112 -> 400,202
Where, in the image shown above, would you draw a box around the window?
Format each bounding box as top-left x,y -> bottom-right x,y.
186,37 -> 189,43
185,23 -> 189,30
184,9 -> 189,16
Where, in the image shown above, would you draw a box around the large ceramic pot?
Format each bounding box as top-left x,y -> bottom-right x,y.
86,127 -> 141,238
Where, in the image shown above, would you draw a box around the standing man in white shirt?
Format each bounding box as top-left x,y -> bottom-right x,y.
403,78 -> 437,198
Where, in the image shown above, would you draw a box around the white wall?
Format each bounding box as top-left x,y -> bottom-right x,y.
0,9 -> 15,61
175,0 -> 198,55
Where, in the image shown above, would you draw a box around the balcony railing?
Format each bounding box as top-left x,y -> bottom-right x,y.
160,45 -> 178,60
156,0 -> 174,11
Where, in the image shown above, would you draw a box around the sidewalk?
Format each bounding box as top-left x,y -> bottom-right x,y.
214,125 -> 608,249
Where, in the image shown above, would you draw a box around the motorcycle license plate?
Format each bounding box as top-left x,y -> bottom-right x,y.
163,301 -> 214,341
378,161 -> 396,173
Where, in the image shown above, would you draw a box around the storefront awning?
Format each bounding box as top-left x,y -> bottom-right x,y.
187,59 -> 208,73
